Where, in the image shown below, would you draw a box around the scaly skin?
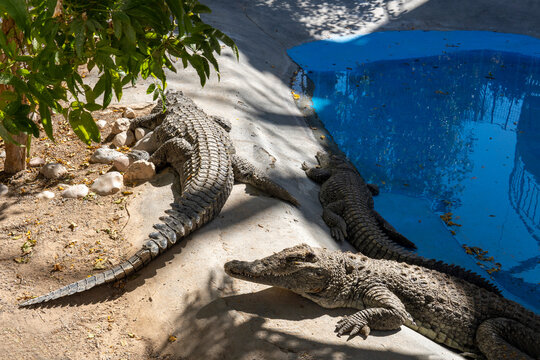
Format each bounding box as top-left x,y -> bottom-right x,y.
19,90 -> 297,307
225,244 -> 540,360
303,151 -> 500,295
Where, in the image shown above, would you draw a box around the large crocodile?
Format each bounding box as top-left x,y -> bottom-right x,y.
302,151 -> 500,294
225,244 -> 540,360
19,90 -> 297,307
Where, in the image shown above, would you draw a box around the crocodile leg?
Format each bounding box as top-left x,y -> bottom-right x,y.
476,318 -> 539,360
322,201 -> 348,242
148,138 -> 193,170
366,183 -> 379,196
232,154 -> 298,206
335,285 -> 414,337
302,162 -> 332,184
128,111 -> 167,131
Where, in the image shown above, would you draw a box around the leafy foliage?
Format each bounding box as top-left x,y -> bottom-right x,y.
0,0 -> 237,145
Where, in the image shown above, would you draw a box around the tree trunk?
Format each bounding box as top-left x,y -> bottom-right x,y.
1,17 -> 28,174
3,134 -> 27,174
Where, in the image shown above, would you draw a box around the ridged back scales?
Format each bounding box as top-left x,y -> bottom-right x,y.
371,258 -> 540,352
19,94 -> 234,306
321,165 -> 502,295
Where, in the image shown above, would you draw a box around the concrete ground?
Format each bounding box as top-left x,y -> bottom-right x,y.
21,1 -> 540,359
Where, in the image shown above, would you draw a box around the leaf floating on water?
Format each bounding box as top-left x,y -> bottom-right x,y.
440,212 -> 462,227
462,244 -> 501,275
435,90 -> 449,95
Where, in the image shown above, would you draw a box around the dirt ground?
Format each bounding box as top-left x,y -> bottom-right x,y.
0,106 -> 171,359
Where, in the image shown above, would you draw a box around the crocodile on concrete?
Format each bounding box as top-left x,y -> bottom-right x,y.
225,244 -> 540,360
302,151 -> 501,295
19,90 -> 297,307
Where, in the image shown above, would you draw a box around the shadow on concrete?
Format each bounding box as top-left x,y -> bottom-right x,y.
148,271 -> 429,360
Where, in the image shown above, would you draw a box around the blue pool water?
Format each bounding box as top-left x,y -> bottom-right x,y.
289,31 -> 540,312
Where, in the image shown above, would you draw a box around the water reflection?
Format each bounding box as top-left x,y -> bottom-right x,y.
304,50 -> 540,311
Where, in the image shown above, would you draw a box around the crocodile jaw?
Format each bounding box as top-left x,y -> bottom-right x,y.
224,244 -> 330,294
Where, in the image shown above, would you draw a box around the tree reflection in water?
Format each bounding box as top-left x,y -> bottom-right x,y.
304,51 -> 540,312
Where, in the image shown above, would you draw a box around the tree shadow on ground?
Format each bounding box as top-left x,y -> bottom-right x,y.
147,271 -> 444,360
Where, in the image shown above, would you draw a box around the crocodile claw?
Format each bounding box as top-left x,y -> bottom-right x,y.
335,316 -> 370,338
331,227 -> 346,242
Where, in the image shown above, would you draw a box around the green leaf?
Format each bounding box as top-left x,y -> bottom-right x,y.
0,119 -> 18,144
0,0 -> 30,34
102,71 -> 112,108
112,72 -> 122,101
84,103 -> 102,111
146,83 -> 156,94
69,109 -> 99,144
165,0 -> 185,30
4,100 -> 20,116
112,13 -> 122,39
122,19 -> 136,46
38,102 -> 54,141
80,110 -> 100,143
0,90 -> 17,108
93,76 -> 106,97
27,79 -> 56,110
188,55 -> 207,86
193,4 -> 212,13
11,106 -> 39,138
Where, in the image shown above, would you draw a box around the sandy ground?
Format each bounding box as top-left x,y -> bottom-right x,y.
1,0 -> 539,359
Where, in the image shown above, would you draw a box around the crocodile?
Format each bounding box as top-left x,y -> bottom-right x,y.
302,151 -> 500,295
225,244 -> 540,360
19,90 -> 297,307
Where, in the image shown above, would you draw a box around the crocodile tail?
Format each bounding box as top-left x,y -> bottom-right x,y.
18,204 -> 204,307
18,247 -> 154,307
231,154 -> 299,206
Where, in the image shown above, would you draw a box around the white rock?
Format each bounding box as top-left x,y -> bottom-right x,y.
132,131 -> 158,153
124,160 -> 156,183
112,130 -> 135,147
123,107 -> 136,119
0,184 -> 8,196
90,148 -> 124,164
61,184 -> 89,199
36,190 -> 55,200
40,163 -> 67,179
91,172 -> 123,195
134,127 -> 150,141
112,154 -> 130,172
28,157 -> 45,167
0,150 -> 5,158
96,119 -> 108,129
111,117 -> 131,135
